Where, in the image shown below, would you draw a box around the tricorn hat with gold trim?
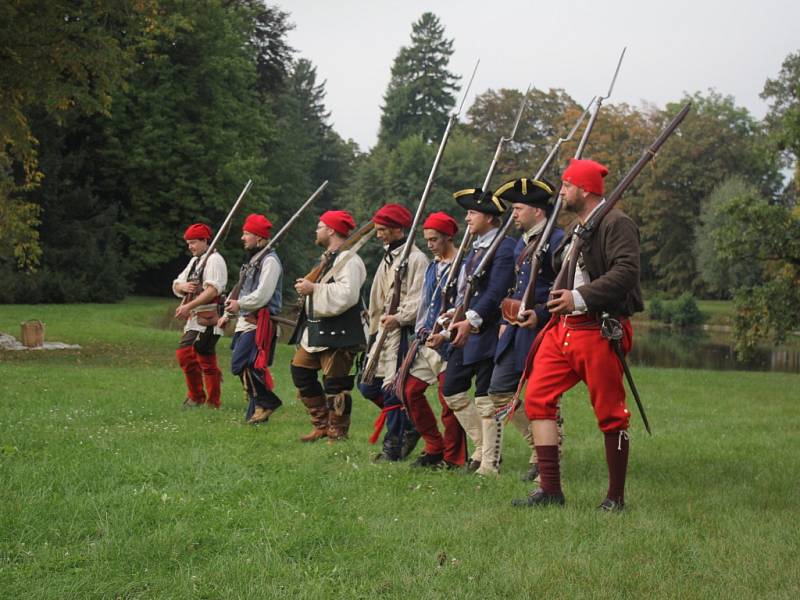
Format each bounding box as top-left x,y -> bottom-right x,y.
453,187 -> 506,216
493,178 -> 556,211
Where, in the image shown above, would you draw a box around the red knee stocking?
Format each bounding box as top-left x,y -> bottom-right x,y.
176,346 -> 205,404
535,445 -> 562,495
197,353 -> 222,408
604,431 -> 629,503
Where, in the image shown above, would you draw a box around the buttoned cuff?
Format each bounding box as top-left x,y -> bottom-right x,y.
572,290 -> 587,313
465,309 -> 483,329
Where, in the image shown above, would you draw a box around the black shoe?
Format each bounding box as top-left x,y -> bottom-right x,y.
372,451 -> 400,463
444,460 -> 463,471
598,497 -> 625,512
411,452 -> 444,468
511,488 -> 566,507
400,429 -> 421,460
182,398 -> 202,410
521,463 -> 540,482
375,433 -> 402,462
466,459 -> 481,472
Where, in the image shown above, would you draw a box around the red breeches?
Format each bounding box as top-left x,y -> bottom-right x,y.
524,317 -> 633,433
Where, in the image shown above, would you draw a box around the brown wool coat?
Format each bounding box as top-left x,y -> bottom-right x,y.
556,207 -> 644,317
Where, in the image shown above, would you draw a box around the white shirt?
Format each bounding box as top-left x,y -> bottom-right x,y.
172,251 -> 227,335
301,250 -> 367,353
566,199 -> 606,314
234,253 -> 282,333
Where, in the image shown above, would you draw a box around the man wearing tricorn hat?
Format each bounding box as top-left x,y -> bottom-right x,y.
219,213 -> 284,425
290,210 -> 366,442
360,203 -> 429,461
430,189 -> 515,473
173,222 -> 228,409
401,211 -> 467,469
513,158 -> 643,511
482,177 -> 565,478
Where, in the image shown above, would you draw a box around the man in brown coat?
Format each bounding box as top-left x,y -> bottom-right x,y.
513,158 -> 643,511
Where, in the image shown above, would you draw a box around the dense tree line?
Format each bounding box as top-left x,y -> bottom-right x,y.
1,8 -> 797,350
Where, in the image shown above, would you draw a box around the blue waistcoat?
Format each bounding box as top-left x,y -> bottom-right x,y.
495,227 -> 564,371
239,250 -> 283,316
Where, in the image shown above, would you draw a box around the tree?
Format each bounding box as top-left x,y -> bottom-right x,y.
102,0 -> 273,287
0,0 -> 158,270
694,177 -> 765,297
465,87 -> 581,181
267,58 -> 359,289
634,92 -> 781,294
762,51 -> 800,200
237,0 -> 295,96
378,12 -> 460,148
701,186 -> 800,356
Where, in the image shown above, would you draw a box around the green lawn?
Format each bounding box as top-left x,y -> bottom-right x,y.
695,299 -> 736,325
1,298 -> 798,599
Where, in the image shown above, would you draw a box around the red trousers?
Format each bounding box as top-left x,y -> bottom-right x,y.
176,345 -> 222,407
404,374 -> 466,465
525,316 -> 633,433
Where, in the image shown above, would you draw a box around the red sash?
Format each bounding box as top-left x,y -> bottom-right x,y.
253,308 -> 275,390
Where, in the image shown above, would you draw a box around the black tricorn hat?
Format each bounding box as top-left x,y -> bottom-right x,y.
493,178 -> 556,211
453,187 -> 507,216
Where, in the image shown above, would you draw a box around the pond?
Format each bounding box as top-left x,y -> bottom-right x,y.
629,323 -> 800,374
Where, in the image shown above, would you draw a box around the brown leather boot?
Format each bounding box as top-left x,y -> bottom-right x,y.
299,394 -> 328,442
300,427 -> 328,442
248,406 -> 273,424
326,392 -> 352,440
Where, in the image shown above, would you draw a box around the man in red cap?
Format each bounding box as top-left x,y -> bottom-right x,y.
219,213 -> 284,425
512,158 -> 644,511
399,211 -> 467,468
360,203 -> 429,461
290,210 -> 367,441
172,223 -> 228,408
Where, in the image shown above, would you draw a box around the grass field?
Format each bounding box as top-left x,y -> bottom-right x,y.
1,298 -> 798,599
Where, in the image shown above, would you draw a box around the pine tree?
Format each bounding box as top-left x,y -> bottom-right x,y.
378,12 -> 460,148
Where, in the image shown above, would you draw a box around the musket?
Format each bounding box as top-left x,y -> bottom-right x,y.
316,224 -> 376,285
289,220 -> 376,338
395,91 -> 530,400
360,60 -> 479,385
300,220 -> 375,291
515,47 -> 627,319
557,103 -> 692,290
180,179 -> 253,307
224,180 -> 328,315
428,85 -> 532,338
449,87 -> 598,328
499,102 -> 692,427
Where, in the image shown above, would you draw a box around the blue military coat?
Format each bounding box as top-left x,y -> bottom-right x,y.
459,235 -> 516,366
495,227 -> 564,371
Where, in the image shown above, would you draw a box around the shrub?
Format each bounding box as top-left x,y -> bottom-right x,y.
648,295 -> 665,321
646,292 -> 706,328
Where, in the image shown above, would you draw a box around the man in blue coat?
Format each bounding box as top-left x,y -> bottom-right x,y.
481,178 -> 565,477
431,188 -> 515,472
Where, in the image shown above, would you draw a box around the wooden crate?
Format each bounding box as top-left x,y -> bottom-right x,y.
20,320 -> 45,348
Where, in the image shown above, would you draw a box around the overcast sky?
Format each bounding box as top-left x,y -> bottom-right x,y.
277,0 -> 799,151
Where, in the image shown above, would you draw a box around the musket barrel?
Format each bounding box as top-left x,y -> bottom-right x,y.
196,179 -> 253,273
266,180 -> 328,250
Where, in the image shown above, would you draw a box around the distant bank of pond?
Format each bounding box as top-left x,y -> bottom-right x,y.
629,322 -> 800,373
